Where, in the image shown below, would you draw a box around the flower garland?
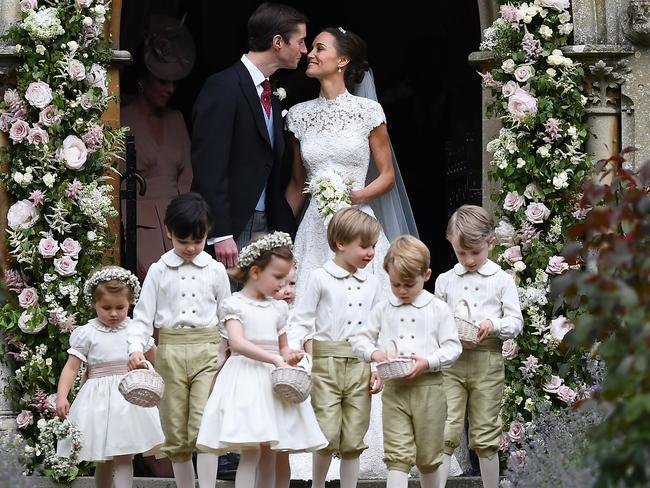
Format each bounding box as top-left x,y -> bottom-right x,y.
0,0 -> 126,479
236,231 -> 293,269
304,170 -> 353,227
478,0 -> 598,464
36,417 -> 83,481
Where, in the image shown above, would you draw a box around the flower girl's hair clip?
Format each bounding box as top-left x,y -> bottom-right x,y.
236,231 -> 293,269
84,266 -> 141,306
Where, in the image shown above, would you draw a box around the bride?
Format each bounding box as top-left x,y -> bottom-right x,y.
284,26 -> 417,481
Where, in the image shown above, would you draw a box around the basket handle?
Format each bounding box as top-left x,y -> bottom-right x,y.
385,339 -> 400,359
455,299 -> 472,320
297,353 -> 312,371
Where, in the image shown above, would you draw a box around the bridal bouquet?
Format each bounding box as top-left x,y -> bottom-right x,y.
304,171 -> 353,227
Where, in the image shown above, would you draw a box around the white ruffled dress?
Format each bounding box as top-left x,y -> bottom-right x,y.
57,318 -> 165,462
196,293 -> 327,454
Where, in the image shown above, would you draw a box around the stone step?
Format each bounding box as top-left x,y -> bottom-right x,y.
28,476 -> 484,487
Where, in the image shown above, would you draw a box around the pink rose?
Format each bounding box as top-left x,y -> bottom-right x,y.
9,119 -> 30,143
550,315 -> 574,341
514,65 -> 534,83
19,0 -> 37,11
39,105 -> 61,127
45,394 -> 57,412
502,339 -> 519,359
7,199 -> 39,230
58,135 -> 88,170
54,256 -> 78,276
502,81 -> 519,98
25,81 -> 53,109
508,88 -> 538,122
557,385 -> 577,404
543,375 -> 564,393
502,245 -> 523,264
525,202 -> 550,224
38,236 -> 60,258
503,191 -> 525,212
510,449 -> 527,468
546,256 -> 569,275
523,183 -> 540,200
0,111 -> 13,132
61,237 -> 81,257
539,0 -> 570,11
18,287 -> 38,308
499,433 -> 510,451
507,421 -> 525,443
68,59 -> 86,81
27,124 -> 49,146
16,409 -> 33,429
80,93 -> 93,110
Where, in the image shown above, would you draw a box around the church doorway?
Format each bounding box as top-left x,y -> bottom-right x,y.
119,0 -> 481,282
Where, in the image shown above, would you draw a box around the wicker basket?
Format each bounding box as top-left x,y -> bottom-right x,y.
271,355 -> 312,404
376,340 -> 413,381
118,361 -> 165,408
454,299 -> 480,349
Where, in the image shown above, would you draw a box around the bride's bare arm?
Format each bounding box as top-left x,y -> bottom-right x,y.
285,134 -> 307,217
349,123 -> 395,205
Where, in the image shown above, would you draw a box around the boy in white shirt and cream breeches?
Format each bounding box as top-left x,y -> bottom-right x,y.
435,205 -> 523,488
352,235 -> 462,488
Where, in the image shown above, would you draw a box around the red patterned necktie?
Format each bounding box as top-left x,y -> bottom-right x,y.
261,79 -> 272,118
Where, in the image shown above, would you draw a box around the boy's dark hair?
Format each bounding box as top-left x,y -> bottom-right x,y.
164,192 -> 213,239
248,2 -> 308,52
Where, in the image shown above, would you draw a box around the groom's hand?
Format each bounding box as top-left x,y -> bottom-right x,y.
215,238 -> 238,268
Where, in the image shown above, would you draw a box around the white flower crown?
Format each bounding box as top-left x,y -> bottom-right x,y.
83,266 -> 141,306
236,231 -> 293,269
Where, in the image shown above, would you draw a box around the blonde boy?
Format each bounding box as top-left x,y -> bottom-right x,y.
435,205 -> 523,488
352,235 -> 461,488
290,207 -> 384,488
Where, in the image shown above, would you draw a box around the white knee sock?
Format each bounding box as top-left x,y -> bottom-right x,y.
438,454 -> 451,488
479,456 -> 499,488
311,452 -> 332,488
94,461 -> 113,488
274,452 -> 290,488
236,449 -> 261,488
112,456 -> 133,488
420,469 -> 441,488
196,453 -> 218,488
386,469 -> 409,488
339,457 -> 360,488
172,459 -> 196,488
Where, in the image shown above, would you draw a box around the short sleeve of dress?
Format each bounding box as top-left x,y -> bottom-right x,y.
68,325 -> 91,362
220,296 -> 243,325
272,300 -> 289,336
364,99 -> 386,134
285,104 -> 305,139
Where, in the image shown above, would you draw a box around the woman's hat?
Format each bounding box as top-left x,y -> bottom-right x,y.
143,14 -> 196,81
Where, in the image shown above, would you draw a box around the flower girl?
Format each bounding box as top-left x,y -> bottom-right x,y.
55,266 -> 164,488
196,232 -> 327,488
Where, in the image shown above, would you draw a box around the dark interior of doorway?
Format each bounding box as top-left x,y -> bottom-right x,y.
120,0 -> 482,283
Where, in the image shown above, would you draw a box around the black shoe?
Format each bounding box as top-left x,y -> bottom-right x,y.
217,452 -> 240,481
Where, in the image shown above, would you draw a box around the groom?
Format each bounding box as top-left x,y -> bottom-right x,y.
191,2 -> 308,268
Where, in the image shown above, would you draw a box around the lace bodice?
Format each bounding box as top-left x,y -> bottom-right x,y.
286,90 -> 386,189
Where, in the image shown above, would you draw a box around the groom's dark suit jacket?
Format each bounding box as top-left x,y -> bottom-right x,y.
191,60 -> 296,240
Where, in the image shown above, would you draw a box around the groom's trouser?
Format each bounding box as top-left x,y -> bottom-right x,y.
230,210 -> 268,292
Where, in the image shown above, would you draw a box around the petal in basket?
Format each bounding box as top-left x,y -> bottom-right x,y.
376,339 -> 413,381
454,299 -> 480,349
118,361 -> 165,408
271,355 -> 312,404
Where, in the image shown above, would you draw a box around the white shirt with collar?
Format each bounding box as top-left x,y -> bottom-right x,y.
434,259 -> 523,340
351,290 -> 462,372
289,260 -> 383,347
127,250 -> 231,354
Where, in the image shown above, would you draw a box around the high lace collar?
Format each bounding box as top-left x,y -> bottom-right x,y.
317,89 -> 351,106
90,317 -> 129,333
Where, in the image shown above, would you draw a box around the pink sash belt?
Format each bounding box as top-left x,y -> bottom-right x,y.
86,360 -> 128,379
231,339 -> 279,356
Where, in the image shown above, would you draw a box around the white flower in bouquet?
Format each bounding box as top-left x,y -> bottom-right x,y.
304,171 -> 353,227
22,8 -> 65,41
7,199 -> 39,230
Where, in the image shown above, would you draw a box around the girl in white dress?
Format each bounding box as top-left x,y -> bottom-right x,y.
196,232 -> 327,488
55,266 -> 164,488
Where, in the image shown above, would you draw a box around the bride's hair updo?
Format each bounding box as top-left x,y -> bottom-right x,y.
322,27 -> 369,90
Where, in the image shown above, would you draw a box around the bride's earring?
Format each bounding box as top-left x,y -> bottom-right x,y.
337,65 -> 342,73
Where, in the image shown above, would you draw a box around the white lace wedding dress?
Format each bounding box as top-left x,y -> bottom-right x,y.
285,90 -> 390,480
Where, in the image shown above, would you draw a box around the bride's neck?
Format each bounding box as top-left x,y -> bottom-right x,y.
319,78 -> 347,100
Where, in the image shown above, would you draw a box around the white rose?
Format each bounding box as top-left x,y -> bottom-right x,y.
21,172 -> 33,185
67,40 -> 79,51
539,25 -> 553,39
75,0 -> 93,7
537,145 -> 551,158
82,16 -> 93,26
553,171 -> 569,189
38,237 -> 60,258
525,202 -> 550,223
7,199 -> 39,230
25,81 -> 53,109
550,315 -> 574,341
61,237 -> 81,257
502,81 -> 519,98
18,287 -> 38,308
9,119 -> 30,143
86,63 -> 108,96
495,219 -> 516,246
514,65 -> 534,83
502,339 -> 519,359
546,255 -> 569,275
59,135 -> 88,170
94,4 -> 106,15
43,173 -> 56,187
502,246 -> 523,264
516,157 -> 526,168
13,172 -> 24,184
501,59 -> 516,74
524,183 -> 540,200
37,418 -> 47,430
513,261 -> 527,272
503,191 -> 525,212
508,88 -> 538,122
54,256 -> 78,276
538,0 -> 570,11
558,23 -> 573,36
68,59 -> 86,81
14,44 -> 22,53
274,87 -> 286,100
547,49 -> 566,66
87,230 -> 97,241
546,68 -> 557,77
35,44 -> 46,55
543,375 -> 564,393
